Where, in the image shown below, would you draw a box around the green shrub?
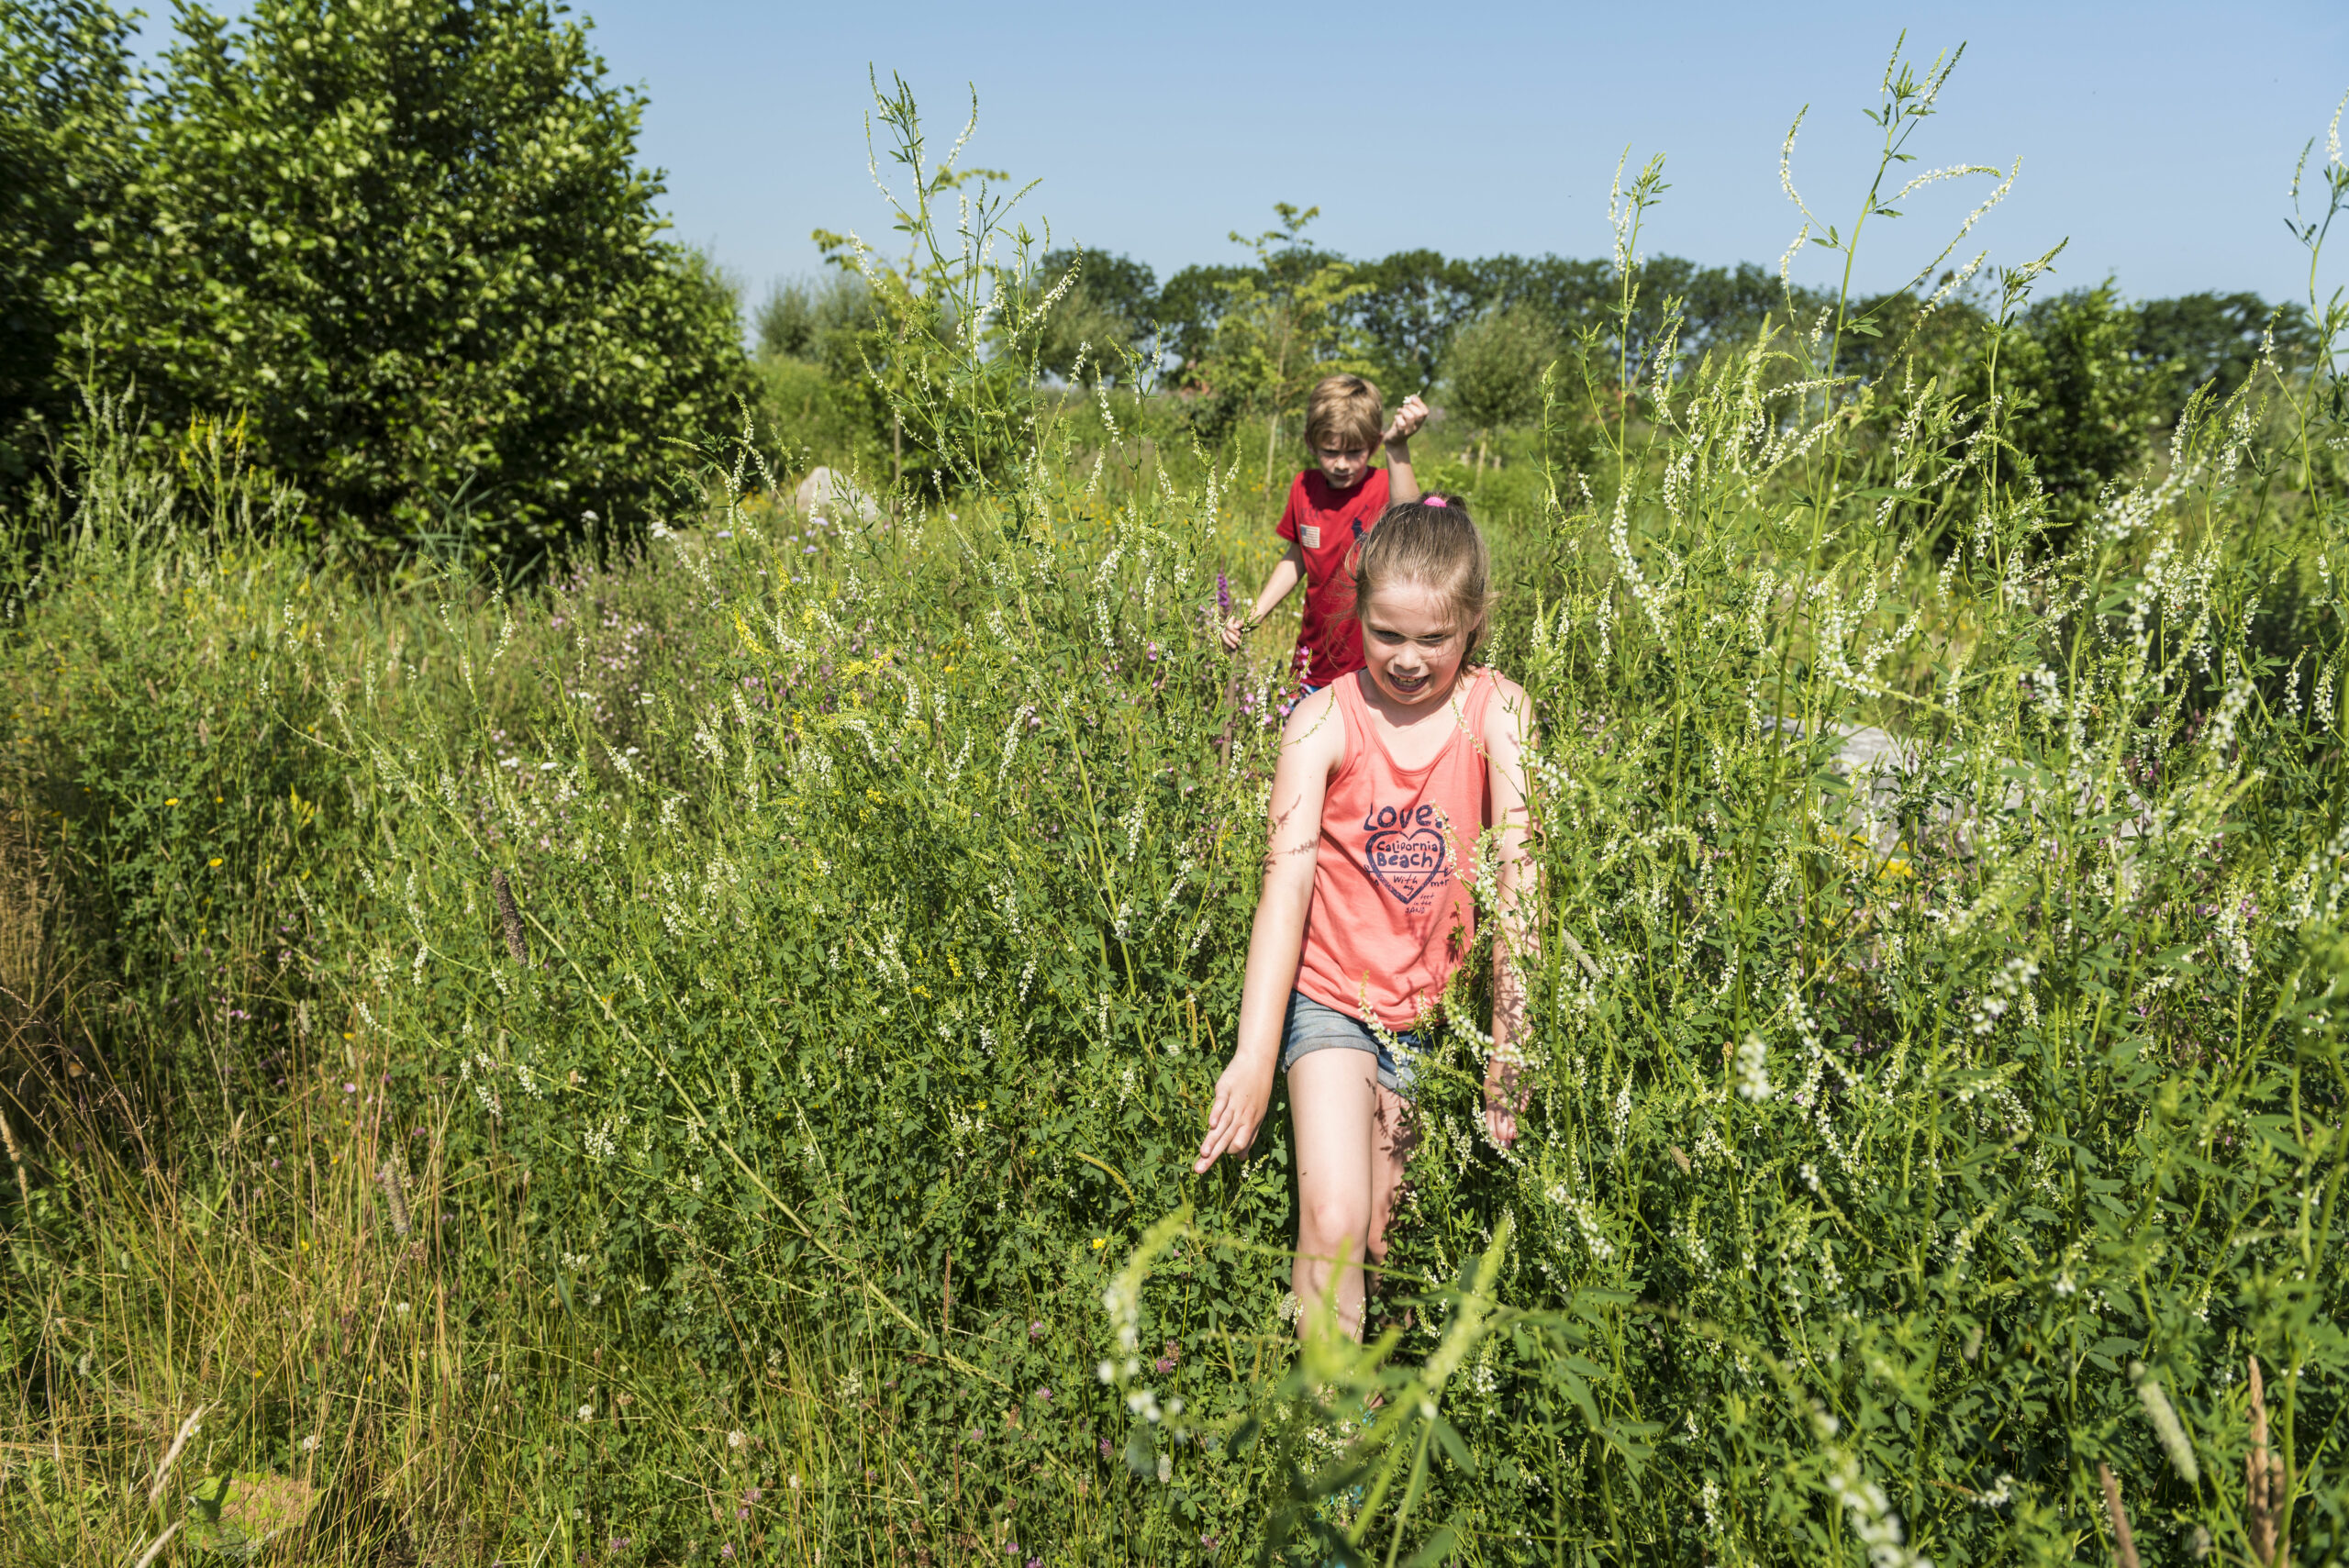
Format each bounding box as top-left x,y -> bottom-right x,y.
0,0 -> 139,496
751,353 -> 885,480
0,391 -> 739,1148
752,272 -> 877,371
1030,248 -> 1163,384
65,0 -> 748,562
1978,282 -> 2175,515
1187,204 -> 1375,485
2133,290 -> 2320,422
1442,305 -> 1560,450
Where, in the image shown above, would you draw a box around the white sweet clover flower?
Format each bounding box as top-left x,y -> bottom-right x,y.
1736,1033 -> 1773,1101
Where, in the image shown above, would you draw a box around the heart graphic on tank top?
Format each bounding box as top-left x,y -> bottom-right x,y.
1364,825 -> 1448,904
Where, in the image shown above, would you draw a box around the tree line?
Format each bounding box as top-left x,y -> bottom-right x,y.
1038,217 -> 2309,417
764,196 -> 2316,508
7,0 -> 2321,563
1053,213 -> 2311,479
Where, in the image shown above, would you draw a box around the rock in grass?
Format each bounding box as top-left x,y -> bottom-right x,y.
794,466 -> 879,525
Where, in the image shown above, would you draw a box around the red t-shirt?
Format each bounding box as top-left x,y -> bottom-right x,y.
1275,467 -> 1390,686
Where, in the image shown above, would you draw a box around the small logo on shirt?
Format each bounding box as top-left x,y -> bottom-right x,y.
1298,524 -> 1321,549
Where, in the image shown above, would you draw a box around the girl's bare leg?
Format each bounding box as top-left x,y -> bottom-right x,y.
1288,1053 -> 1413,1340
1365,1081 -> 1416,1273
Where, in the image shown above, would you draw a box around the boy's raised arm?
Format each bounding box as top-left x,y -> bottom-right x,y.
1383,395 -> 1431,505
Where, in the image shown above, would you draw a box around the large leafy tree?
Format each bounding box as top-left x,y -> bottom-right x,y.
0,0 -> 139,496
1191,206 -> 1371,484
1342,249 -> 1481,393
1154,261 -> 1248,372
1031,247 -> 1159,383
2134,289 -> 2317,424
754,272 -> 876,368
1440,304 -> 1559,469
70,0 -> 747,561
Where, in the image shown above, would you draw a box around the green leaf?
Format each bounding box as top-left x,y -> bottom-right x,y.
1429,1415 -> 1476,1473
1401,1521 -> 1464,1568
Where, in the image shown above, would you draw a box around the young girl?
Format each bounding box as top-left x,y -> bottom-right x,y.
1193,495 -> 1536,1339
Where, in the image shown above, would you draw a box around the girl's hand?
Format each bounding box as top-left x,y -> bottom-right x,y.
1383,395 -> 1430,446
1483,1053 -> 1525,1148
1194,1051 -> 1275,1173
1219,615 -> 1247,652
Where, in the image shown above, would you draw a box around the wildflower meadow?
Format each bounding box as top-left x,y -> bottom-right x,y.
4,47 -> 2347,1568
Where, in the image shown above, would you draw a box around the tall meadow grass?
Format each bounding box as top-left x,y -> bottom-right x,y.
4,50 -> 2346,1567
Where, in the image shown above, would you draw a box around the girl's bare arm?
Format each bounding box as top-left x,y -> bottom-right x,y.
1194,690 -> 1344,1171
1480,675 -> 1540,1147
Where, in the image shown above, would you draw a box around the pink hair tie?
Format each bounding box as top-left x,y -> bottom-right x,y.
1423,495 -> 1449,507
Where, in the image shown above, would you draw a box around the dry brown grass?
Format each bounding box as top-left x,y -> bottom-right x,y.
0,793 -> 55,1221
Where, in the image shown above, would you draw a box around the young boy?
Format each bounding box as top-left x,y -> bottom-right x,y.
1221,374 -> 1430,690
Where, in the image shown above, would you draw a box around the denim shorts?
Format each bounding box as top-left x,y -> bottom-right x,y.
1279,990 -> 1427,1096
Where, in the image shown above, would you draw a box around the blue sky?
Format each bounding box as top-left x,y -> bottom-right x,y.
160,2 -> 2349,307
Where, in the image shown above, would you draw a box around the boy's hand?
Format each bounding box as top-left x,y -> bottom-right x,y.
1383,395 -> 1430,446
1194,1050 -> 1276,1172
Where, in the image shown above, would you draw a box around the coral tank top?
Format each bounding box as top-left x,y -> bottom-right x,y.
1295,668 -> 1495,1030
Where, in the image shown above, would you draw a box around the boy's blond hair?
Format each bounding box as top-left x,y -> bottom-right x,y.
1304,374 -> 1383,451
